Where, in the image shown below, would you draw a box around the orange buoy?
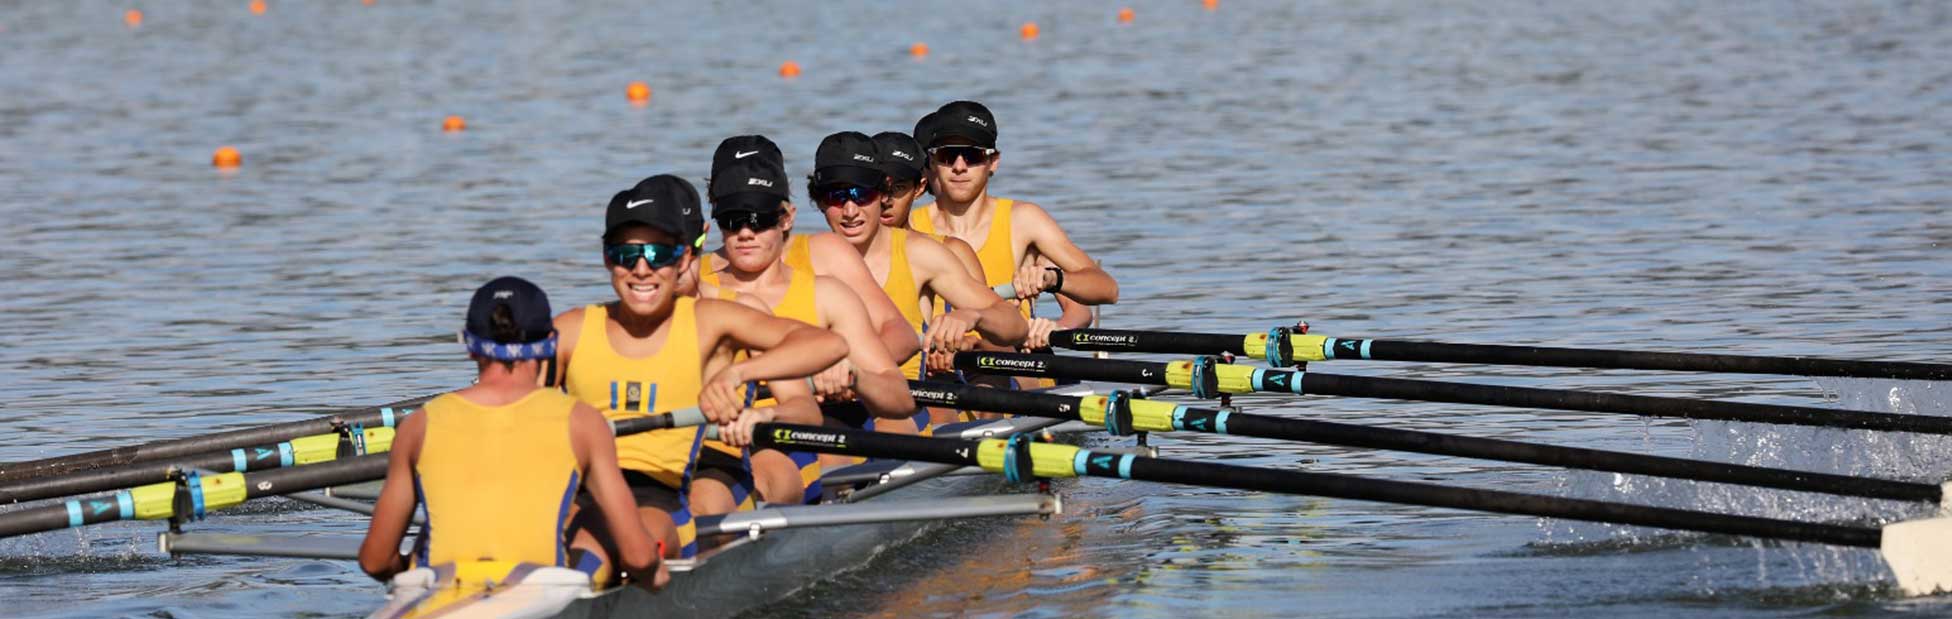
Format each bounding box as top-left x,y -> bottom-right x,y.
1118,7 -> 1134,23
909,42 -> 929,58
1019,22 -> 1038,41
1203,0 -> 1218,10
212,146 -> 242,168
779,61 -> 801,78
124,9 -> 144,27
442,115 -> 466,132
249,0 -> 266,15
362,0 -> 374,4
626,81 -> 651,104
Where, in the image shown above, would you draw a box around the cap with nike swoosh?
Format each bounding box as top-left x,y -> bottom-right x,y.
605,174 -> 695,243
708,135 -> 791,216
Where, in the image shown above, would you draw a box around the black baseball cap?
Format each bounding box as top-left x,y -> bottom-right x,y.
711,135 -> 783,180
710,158 -> 790,216
462,276 -> 556,360
811,131 -> 885,190
872,132 -> 924,183
920,100 -> 997,148
605,175 -> 694,243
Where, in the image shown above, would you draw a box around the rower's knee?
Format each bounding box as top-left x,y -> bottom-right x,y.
688,478 -> 736,517
748,449 -> 808,505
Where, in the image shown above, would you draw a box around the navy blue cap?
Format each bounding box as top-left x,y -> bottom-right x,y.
462,276 -> 556,360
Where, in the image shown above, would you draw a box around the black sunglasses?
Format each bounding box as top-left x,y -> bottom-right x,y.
926,145 -> 996,166
714,210 -> 784,234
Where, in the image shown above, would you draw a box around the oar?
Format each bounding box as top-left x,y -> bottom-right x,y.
954,352 -> 1952,435
1050,327 -> 1952,380
907,381 -> 1948,504
0,426 -> 397,505
0,392 -> 440,484
751,422 -> 1952,597
0,408 -> 708,539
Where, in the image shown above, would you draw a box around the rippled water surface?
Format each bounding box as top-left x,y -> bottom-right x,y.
2,1 -> 1949,617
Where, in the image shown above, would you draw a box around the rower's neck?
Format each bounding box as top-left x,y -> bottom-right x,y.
719,248 -> 793,291
855,227 -> 895,264
932,192 -> 993,235
464,363 -> 542,404
609,301 -> 673,338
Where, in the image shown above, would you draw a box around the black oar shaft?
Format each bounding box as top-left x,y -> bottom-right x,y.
1050,328 -> 1952,380
0,408 -> 694,539
753,423 -> 1884,549
908,381 -> 1942,503
953,352 -> 1952,435
0,393 -> 436,484
0,455 -> 389,539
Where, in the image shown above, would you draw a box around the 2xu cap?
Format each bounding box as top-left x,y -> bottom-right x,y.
606,174 -> 697,244
871,132 -> 924,183
916,100 -> 998,149
463,276 -> 557,360
811,131 -> 885,190
710,135 -> 790,216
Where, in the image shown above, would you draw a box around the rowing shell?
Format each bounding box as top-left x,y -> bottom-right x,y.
367,381 -> 1137,619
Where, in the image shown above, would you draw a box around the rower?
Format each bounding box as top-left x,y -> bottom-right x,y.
357,276 -> 665,601
713,136 -> 921,370
551,175 -> 847,559
874,131 -> 987,286
808,130 -> 1030,424
697,140 -> 919,481
907,101 -> 1117,352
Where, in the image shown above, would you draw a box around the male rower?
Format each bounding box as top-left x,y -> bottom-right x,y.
712,136 -> 921,369
551,175 -> 847,559
874,131 -> 987,285
808,130 -> 1029,395
908,101 -> 1116,350
358,276 -> 664,602
697,142 -> 919,477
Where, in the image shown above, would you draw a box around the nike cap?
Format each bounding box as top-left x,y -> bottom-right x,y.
810,131 -> 885,190
604,174 -> 694,243
871,132 -> 925,184
710,158 -> 790,216
919,100 -> 997,149
711,135 -> 783,180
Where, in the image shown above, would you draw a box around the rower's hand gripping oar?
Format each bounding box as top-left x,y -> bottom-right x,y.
907,380 -> 1951,505
954,352 -> 1952,435
754,422 -> 1952,597
0,407 -> 711,540
1049,327 -> 1952,380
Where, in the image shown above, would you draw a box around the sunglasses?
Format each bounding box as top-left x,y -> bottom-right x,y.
815,185 -> 884,209
603,242 -> 686,270
926,145 -> 996,166
714,210 -> 784,234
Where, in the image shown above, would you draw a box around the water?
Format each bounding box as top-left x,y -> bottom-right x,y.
2,0 -> 1949,616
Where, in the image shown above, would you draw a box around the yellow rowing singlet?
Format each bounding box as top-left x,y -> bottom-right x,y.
563,301 -> 705,489
414,389 -> 581,569
910,198 -> 1029,319
699,254 -> 826,499
881,229 -> 926,380
783,234 -> 814,274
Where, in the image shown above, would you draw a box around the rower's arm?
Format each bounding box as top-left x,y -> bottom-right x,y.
709,294 -> 824,428
809,233 -> 922,364
810,277 -> 918,418
357,413 -> 424,582
941,235 -> 986,282
697,298 -> 848,384
569,404 -> 660,577
1013,202 -> 1118,304
910,235 -> 1028,347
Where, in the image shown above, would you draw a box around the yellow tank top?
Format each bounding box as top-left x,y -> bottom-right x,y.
784,233 -> 814,274
701,253 -> 819,325
909,198 -> 1029,319
563,300 -> 706,487
880,229 -> 926,379
415,389 -> 581,568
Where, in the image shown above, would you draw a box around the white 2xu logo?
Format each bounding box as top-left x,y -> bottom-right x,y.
747,178 -> 774,187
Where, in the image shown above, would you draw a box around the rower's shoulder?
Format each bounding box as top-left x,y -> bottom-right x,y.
554,304 -> 592,330
695,294 -> 770,315
804,231 -> 856,256
1006,199 -> 1055,223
